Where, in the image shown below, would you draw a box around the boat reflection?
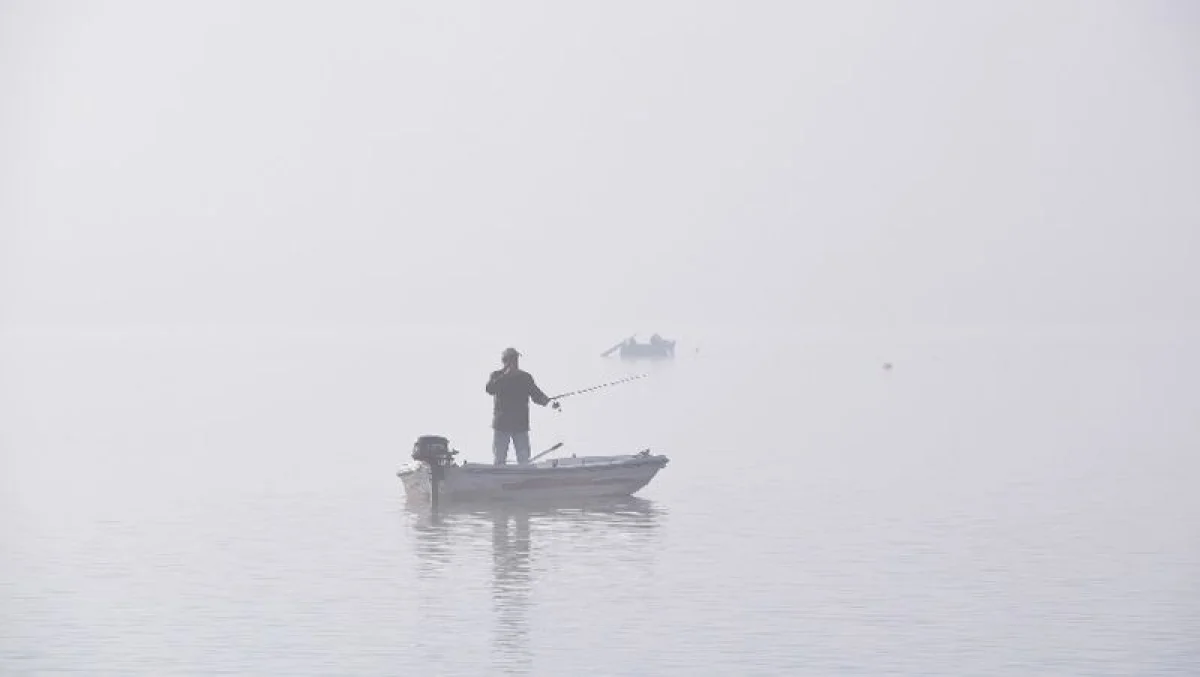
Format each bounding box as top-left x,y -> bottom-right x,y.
407,498 -> 664,675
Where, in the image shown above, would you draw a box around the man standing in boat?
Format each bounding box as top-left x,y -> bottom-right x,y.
486,347 -> 558,465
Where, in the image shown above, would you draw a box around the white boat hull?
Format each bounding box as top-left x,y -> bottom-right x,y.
397,453 -> 668,505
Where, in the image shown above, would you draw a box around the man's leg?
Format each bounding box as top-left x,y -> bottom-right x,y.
513,431 -> 531,464
493,429 -> 512,465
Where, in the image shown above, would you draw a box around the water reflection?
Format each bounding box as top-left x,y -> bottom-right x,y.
490,508 -> 531,674
407,499 -> 665,675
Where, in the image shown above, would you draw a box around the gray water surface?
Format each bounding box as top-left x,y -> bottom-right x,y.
2,331 -> 1197,675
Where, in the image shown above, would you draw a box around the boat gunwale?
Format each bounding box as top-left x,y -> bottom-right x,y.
459,457 -> 668,473
396,455 -> 668,477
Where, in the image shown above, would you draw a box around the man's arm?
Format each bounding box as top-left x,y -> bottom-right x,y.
485,370 -> 504,394
528,375 -> 551,406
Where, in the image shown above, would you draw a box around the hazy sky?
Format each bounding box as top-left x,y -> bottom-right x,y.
2,1 -> 1197,333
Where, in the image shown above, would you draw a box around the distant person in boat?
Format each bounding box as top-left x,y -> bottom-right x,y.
485,347 -> 558,465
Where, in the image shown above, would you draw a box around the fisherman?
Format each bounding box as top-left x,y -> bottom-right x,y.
485,347 -> 558,465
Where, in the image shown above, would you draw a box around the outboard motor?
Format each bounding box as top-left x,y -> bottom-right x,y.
412,435 -> 458,511
412,435 -> 456,465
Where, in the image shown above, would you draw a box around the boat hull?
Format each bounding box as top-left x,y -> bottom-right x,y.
397,454 -> 668,505
618,342 -> 674,359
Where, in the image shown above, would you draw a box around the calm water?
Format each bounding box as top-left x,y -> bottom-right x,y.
1,329 -> 1197,675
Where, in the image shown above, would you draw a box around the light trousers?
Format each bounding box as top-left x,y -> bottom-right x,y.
493,430 -> 531,465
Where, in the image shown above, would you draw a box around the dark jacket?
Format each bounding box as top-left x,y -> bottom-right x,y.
485,368 -> 550,432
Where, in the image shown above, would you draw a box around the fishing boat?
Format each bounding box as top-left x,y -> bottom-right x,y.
601,334 -> 676,360
397,435 -> 669,507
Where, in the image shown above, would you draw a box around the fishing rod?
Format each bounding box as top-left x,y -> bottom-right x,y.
527,442 -> 564,464
527,375 -> 647,463
549,373 -> 649,401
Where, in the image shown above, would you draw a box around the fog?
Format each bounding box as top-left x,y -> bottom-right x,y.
5,5 -> 1200,674
2,1 -> 1197,335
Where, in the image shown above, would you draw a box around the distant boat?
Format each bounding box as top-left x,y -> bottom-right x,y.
601,334 -> 676,360
398,435 -> 669,507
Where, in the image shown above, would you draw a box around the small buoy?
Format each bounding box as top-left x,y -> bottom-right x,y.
883,362 -> 893,370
